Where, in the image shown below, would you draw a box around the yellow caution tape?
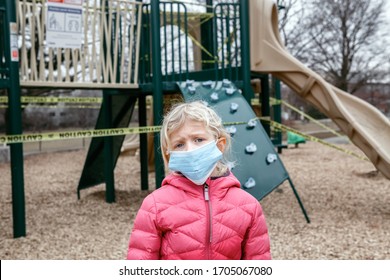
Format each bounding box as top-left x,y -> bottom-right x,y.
23,96 -> 103,103
0,110 -> 368,162
270,97 -> 349,142
0,96 -> 103,104
2,122 -> 251,144
267,119 -> 369,162
0,126 -> 161,145
0,96 -> 153,108
0,104 -> 101,109
250,98 -> 280,106
194,116 -> 367,162
0,96 -> 158,107
251,97 -> 350,142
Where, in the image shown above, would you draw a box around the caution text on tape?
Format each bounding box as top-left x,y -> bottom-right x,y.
0,126 -> 161,145
0,96 -> 103,104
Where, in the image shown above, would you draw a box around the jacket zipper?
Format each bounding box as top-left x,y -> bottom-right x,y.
204,183 -> 212,259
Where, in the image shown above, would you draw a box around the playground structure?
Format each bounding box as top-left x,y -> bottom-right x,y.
1,0 -> 390,239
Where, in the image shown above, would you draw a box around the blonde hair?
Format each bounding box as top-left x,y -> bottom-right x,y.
160,101 -> 233,174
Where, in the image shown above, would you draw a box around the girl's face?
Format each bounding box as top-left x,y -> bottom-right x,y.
167,119 -> 226,156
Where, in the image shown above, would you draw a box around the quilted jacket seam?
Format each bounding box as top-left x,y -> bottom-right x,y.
212,204 -> 255,243
213,234 -> 241,246
214,221 -> 245,241
150,193 -> 159,231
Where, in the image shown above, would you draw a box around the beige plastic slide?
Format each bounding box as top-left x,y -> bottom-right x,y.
249,0 -> 390,179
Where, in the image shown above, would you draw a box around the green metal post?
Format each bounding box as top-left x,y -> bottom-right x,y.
288,178 -> 310,223
101,0 -> 115,202
103,91 -> 115,203
273,77 -> 282,145
151,0 -> 164,189
138,95 -> 149,190
5,0 -> 26,237
261,74 -> 271,136
200,0 -> 214,70
136,0 -> 149,191
240,0 -> 253,102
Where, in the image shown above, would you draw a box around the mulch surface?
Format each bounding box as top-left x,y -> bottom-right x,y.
1,141 -> 389,259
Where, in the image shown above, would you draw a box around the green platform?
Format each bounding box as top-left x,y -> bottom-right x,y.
287,131 -> 306,146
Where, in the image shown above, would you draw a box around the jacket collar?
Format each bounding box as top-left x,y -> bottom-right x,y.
161,171 -> 241,199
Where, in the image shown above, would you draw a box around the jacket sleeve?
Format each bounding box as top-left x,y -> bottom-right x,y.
127,194 -> 162,260
241,202 -> 271,260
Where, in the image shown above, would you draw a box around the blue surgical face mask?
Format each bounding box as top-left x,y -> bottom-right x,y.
168,140 -> 223,185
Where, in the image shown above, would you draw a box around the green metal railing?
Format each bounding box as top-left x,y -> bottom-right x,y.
213,2 -> 241,82
139,1 -> 191,85
139,1 -> 248,87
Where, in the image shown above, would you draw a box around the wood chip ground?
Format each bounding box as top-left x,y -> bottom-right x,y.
1,141 -> 389,259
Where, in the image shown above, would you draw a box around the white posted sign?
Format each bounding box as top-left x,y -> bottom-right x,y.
46,1 -> 83,49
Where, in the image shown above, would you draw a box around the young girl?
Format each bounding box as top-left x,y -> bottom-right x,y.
127,101 -> 271,260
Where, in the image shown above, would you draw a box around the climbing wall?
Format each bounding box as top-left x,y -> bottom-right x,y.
178,80 -> 290,200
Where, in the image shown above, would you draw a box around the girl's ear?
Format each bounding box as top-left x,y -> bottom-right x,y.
216,137 -> 226,153
163,150 -> 170,164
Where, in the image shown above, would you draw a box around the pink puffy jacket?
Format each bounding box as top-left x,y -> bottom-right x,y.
127,172 -> 271,260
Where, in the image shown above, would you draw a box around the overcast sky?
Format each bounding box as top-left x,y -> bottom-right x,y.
385,1 -> 390,25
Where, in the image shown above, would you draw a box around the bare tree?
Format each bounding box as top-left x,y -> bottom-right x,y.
294,0 -> 389,93
277,0 -> 311,60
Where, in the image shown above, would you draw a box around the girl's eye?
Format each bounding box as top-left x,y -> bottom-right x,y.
174,143 -> 184,150
194,138 -> 204,143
